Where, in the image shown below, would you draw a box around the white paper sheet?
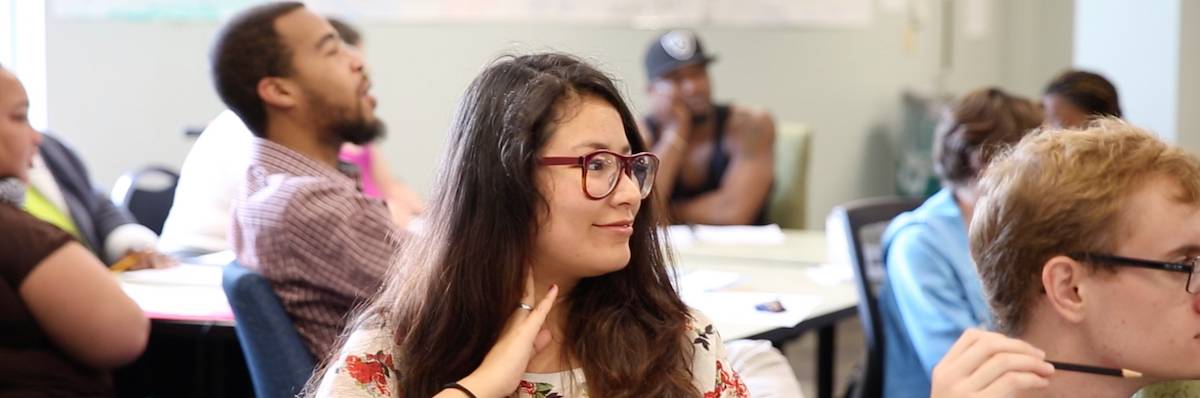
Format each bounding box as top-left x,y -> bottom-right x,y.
683,291 -> 823,329
120,283 -> 233,321
678,270 -> 743,293
691,224 -> 786,245
805,262 -> 854,286
117,264 -> 223,287
664,225 -> 695,247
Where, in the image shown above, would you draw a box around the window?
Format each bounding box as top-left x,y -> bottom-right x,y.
0,0 -> 47,130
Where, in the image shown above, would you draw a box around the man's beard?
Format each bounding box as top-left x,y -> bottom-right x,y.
331,115 -> 385,145
685,100 -> 713,125
310,94 -> 386,145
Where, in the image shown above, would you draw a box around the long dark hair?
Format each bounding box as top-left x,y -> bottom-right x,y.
333,53 -> 696,397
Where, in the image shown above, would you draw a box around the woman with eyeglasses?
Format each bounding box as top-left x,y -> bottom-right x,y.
875,87 -> 1043,397
308,53 -> 748,398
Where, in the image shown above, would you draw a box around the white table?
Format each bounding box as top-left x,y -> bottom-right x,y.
116,262 -> 234,326
673,228 -> 856,398
114,262 -> 243,395
680,258 -> 857,341
122,234 -> 856,397
673,229 -> 828,265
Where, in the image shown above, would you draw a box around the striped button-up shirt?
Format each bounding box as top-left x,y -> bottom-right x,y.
231,138 -> 402,358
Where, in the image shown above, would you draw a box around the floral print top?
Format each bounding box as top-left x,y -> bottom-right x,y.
312,309 -> 750,398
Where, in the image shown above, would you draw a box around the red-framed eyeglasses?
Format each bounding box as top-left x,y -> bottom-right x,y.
538,150 -> 660,200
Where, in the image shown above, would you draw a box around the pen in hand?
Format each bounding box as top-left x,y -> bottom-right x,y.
1046,360 -> 1142,378
109,252 -> 141,273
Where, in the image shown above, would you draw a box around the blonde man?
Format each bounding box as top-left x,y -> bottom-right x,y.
931,118 -> 1200,398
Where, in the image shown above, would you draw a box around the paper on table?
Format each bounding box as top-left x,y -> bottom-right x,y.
117,264 -> 223,287
120,283 -> 234,321
683,291 -> 822,329
678,270 -> 742,293
805,262 -> 854,286
664,225 -> 696,248
691,224 -> 786,245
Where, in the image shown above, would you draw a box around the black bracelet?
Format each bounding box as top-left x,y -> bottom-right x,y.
442,382 -> 479,398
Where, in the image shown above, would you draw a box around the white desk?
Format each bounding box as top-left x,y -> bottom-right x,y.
121,234 -> 855,398
673,228 -> 855,398
673,229 -> 828,265
674,228 -> 854,338
116,263 -> 234,326
680,258 -> 857,341
114,263 -> 245,395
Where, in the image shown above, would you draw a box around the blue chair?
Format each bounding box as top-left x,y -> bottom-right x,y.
222,262 -> 315,398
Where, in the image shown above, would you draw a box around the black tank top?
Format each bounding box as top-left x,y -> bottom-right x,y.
646,104 -> 769,225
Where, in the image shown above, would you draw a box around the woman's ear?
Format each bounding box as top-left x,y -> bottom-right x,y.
1041,255 -> 1088,324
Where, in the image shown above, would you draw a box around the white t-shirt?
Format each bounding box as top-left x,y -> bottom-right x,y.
157,110 -> 253,254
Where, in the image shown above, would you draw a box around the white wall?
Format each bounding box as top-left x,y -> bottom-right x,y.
44,0 -> 1072,229
1176,1 -> 1200,153
1074,0 -> 1180,140
1000,0 -> 1073,98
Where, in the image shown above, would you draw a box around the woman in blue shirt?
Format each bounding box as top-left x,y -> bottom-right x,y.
878,87 -> 1042,397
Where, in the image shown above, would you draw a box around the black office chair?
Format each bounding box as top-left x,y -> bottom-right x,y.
832,197 -> 924,398
110,166 -> 180,235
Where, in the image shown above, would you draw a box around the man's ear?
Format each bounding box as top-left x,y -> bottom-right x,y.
257,77 -> 297,109
1042,255 -> 1088,324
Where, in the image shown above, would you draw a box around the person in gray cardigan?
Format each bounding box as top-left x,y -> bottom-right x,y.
26,133 -> 173,268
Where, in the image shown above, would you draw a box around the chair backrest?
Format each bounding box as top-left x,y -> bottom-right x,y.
831,197 -> 924,398
110,166 -> 179,234
768,122 -> 812,228
222,262 -> 316,398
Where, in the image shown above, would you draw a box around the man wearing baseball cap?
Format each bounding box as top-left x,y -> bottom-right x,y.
640,29 -> 776,225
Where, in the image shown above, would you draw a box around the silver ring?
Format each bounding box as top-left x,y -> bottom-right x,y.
518,303 -> 534,311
